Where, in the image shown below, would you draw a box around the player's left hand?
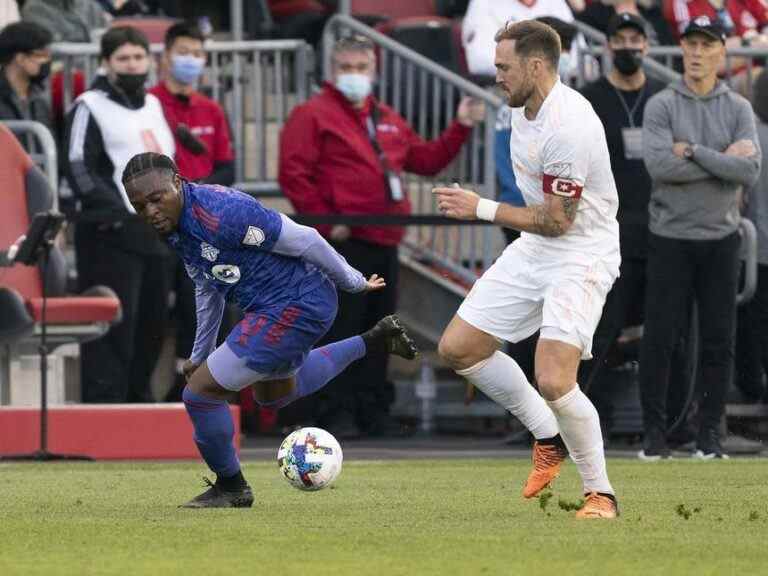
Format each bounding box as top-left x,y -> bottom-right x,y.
363,274 -> 386,292
182,359 -> 200,382
433,185 -> 480,220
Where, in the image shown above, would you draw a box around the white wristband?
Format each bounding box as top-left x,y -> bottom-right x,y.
476,198 -> 500,222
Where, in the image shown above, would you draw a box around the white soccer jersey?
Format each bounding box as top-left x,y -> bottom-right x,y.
509,80 -> 620,265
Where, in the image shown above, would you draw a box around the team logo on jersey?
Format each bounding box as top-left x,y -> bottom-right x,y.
211,264 -> 241,284
200,242 -> 219,262
242,226 -> 265,246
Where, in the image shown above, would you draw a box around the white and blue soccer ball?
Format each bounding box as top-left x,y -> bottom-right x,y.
277,427 -> 343,491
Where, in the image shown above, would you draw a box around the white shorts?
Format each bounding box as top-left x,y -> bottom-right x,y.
457,243 -> 618,359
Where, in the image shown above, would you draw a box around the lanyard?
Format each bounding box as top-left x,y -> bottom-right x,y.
365,104 -> 391,171
611,83 -> 646,128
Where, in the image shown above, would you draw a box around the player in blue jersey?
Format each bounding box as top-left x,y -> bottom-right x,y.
121,152 -> 418,508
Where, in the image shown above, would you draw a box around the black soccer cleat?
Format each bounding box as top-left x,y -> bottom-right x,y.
179,477 -> 254,509
362,315 -> 419,360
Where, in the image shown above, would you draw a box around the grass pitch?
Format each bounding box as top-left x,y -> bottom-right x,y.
2,458 -> 767,576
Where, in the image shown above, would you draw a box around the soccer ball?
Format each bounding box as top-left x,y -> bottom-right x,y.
277,427 -> 343,491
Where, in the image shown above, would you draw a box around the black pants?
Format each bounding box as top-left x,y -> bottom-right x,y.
75,226 -> 169,403
639,232 -> 740,434
294,239 -> 399,430
735,264 -> 768,400
581,256 -> 691,432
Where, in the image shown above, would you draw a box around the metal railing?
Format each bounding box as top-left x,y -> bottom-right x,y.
2,120 -> 59,208
322,14 -> 505,283
51,39 -> 313,196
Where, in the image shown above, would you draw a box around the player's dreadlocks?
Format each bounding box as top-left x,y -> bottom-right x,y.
122,152 -> 179,186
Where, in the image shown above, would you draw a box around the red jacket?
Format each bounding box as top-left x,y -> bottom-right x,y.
279,83 -> 471,246
149,83 -> 234,181
665,0 -> 768,39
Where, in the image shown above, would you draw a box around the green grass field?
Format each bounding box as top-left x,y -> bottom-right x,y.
2,458 -> 767,575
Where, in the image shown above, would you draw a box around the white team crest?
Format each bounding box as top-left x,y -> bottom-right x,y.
242,226 -> 265,246
211,264 -> 241,284
693,16 -> 712,27
200,242 -> 219,262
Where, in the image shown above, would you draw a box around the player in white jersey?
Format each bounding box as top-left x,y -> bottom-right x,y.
434,20 -> 620,519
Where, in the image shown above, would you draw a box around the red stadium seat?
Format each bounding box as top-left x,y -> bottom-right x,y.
0,124 -> 121,357
352,0 -> 438,20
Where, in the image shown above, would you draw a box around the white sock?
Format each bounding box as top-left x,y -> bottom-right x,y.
547,385 -> 614,495
456,351 -> 559,439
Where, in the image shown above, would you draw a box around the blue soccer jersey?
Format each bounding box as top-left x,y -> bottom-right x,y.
167,182 -> 366,373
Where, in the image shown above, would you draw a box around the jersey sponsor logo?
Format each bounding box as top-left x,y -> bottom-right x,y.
211,264 -> 241,284
543,174 -> 583,199
200,242 -> 219,262
242,226 -> 265,246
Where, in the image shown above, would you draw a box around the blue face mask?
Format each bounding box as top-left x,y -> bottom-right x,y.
170,54 -> 205,85
558,53 -> 572,78
335,73 -> 372,103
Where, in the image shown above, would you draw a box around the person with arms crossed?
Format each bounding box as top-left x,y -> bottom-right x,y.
434,20 -> 620,519
639,16 -> 761,460
122,152 -> 419,508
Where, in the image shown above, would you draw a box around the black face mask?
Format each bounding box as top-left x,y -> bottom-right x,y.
114,72 -> 148,95
30,60 -> 51,85
612,49 -> 643,76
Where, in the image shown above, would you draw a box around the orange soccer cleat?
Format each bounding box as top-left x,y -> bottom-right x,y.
522,440 -> 569,499
575,492 -> 619,519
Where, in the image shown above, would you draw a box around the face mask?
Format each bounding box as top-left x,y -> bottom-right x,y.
335,73 -> 372,103
170,54 -> 205,85
115,72 -> 148,95
30,60 -> 51,84
558,53 -> 572,77
612,49 -> 643,76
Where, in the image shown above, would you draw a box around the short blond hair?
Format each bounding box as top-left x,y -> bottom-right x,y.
495,19 -> 561,70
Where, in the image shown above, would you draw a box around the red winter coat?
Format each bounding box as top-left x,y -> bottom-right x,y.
279,82 -> 471,246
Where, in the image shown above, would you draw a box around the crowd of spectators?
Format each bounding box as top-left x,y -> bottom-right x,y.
1,0 -> 768,453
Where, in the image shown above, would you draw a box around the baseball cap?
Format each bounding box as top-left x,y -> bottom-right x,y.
682,15 -> 727,43
606,12 -> 648,38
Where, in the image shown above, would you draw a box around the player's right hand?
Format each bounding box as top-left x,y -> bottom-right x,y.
182,359 -> 201,382
363,274 -> 386,292
433,185 -> 480,220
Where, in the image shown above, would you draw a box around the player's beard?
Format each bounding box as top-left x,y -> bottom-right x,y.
507,79 -> 534,108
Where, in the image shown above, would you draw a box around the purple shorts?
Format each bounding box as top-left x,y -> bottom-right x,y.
207,279 -> 337,391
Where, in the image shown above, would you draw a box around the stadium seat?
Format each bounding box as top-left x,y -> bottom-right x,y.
352,0 -> 438,21
0,288 -> 33,346
109,17 -> 180,43
0,123 -> 121,367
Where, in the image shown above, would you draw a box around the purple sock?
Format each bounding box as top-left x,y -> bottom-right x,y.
261,336 -> 366,409
182,386 -> 240,477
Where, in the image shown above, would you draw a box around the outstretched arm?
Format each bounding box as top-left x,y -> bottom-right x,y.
272,214 -> 368,292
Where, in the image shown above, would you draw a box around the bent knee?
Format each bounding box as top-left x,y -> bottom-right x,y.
438,335 -> 487,371
535,371 -> 574,402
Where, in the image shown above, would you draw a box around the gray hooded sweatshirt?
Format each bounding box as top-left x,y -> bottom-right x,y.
642,80 -> 761,240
